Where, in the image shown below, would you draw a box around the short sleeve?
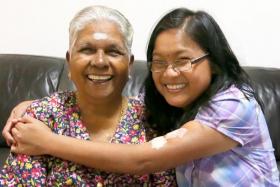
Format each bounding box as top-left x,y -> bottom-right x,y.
195,87 -> 258,146
25,97 -> 51,125
24,92 -> 68,132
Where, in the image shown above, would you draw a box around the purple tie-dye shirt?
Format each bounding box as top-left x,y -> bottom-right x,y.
176,85 -> 279,187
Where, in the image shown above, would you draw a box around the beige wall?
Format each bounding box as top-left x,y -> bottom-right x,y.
0,0 -> 279,68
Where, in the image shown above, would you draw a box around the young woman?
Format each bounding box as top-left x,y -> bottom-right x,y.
0,6 -> 176,186
3,7 -> 279,186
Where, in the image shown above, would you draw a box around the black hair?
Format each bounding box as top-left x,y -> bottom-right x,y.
145,8 -> 263,135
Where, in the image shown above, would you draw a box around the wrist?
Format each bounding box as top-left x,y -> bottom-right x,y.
44,132 -> 58,155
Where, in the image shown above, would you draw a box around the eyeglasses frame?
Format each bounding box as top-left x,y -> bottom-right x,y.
151,53 -> 210,73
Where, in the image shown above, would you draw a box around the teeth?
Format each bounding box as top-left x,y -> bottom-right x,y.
87,75 -> 111,81
166,84 -> 186,90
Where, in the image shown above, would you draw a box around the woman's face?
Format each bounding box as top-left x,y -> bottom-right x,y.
68,20 -> 132,101
152,28 -> 212,108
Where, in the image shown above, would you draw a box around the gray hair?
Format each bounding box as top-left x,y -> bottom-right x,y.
69,5 -> 133,54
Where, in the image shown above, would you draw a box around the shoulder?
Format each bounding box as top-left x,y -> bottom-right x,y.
127,92 -> 146,117
27,91 -> 76,117
211,85 -> 247,103
195,85 -> 262,145
201,85 -> 255,114
195,85 -> 260,130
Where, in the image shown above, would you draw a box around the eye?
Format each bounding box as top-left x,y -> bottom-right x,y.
153,60 -> 166,65
175,58 -> 191,65
79,47 -> 95,54
107,49 -> 125,57
152,60 -> 168,69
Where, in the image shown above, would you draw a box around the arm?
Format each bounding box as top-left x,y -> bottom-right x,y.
48,121 -> 238,174
2,100 -> 33,145
11,116 -> 238,175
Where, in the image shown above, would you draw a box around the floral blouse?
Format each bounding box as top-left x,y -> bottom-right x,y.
0,92 -> 176,187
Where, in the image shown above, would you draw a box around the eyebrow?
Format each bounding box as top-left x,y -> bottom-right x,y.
152,50 -> 191,57
107,44 -> 127,53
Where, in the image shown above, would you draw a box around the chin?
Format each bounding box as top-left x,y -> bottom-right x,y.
165,98 -> 187,108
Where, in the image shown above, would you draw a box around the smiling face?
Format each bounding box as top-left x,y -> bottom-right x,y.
68,20 -> 132,102
152,28 -> 212,108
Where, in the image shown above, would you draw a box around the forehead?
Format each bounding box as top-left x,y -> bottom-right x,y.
75,20 -> 126,47
153,29 -> 202,56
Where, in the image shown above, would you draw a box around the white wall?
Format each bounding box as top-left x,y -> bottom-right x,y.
0,0 -> 279,68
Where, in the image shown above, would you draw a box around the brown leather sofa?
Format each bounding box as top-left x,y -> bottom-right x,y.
1,54 -> 280,172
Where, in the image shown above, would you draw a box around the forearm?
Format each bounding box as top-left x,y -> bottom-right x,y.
45,122 -> 233,174
46,133 -> 180,174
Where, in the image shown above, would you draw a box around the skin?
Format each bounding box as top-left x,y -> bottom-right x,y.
6,28 -> 238,175
66,20 -> 133,141
2,100 -> 32,145
7,20 -> 134,143
152,29 -> 212,108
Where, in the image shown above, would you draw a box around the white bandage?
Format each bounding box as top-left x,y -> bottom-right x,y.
165,128 -> 188,139
150,136 -> 167,150
150,128 -> 188,150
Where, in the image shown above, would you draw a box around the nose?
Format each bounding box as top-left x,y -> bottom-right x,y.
163,64 -> 180,77
90,50 -> 108,68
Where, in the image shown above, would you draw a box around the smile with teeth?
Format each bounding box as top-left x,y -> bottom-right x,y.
165,83 -> 186,90
87,74 -> 112,81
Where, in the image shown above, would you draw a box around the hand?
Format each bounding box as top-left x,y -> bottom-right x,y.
10,116 -> 53,155
2,100 -> 33,146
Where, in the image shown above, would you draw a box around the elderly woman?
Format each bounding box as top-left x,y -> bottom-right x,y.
0,6 -> 176,186
4,7 -> 279,186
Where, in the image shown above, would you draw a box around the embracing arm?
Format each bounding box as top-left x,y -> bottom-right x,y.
11,116 -> 238,175
2,100 -> 33,145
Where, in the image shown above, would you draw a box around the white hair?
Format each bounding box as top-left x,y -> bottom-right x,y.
69,5 -> 133,54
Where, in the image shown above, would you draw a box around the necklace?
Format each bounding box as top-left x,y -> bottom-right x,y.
75,92 -> 128,142
107,96 -> 128,142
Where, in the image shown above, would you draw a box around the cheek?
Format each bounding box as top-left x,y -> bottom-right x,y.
115,62 -> 129,76
68,61 -> 86,81
190,65 -> 212,95
152,73 -> 163,93
113,63 -> 130,88
69,62 -> 83,74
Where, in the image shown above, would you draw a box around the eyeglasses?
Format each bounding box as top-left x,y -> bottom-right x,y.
151,53 -> 209,73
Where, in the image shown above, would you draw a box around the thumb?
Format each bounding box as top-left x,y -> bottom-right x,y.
21,115 -> 37,123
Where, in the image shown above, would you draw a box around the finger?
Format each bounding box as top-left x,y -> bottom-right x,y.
20,115 -> 34,123
21,115 -> 44,125
11,118 -> 21,124
2,121 -> 15,146
14,122 -> 28,134
11,127 -> 21,141
12,106 -> 25,118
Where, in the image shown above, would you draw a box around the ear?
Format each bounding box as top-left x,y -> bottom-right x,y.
66,51 -> 70,65
128,54 -> 134,73
66,51 -> 72,80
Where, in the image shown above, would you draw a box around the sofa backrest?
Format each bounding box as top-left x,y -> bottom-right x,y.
0,54 -> 279,164
244,67 -> 280,161
0,54 -> 66,146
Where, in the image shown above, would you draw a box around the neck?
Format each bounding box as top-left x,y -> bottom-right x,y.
76,92 -> 123,117
75,92 -> 126,134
